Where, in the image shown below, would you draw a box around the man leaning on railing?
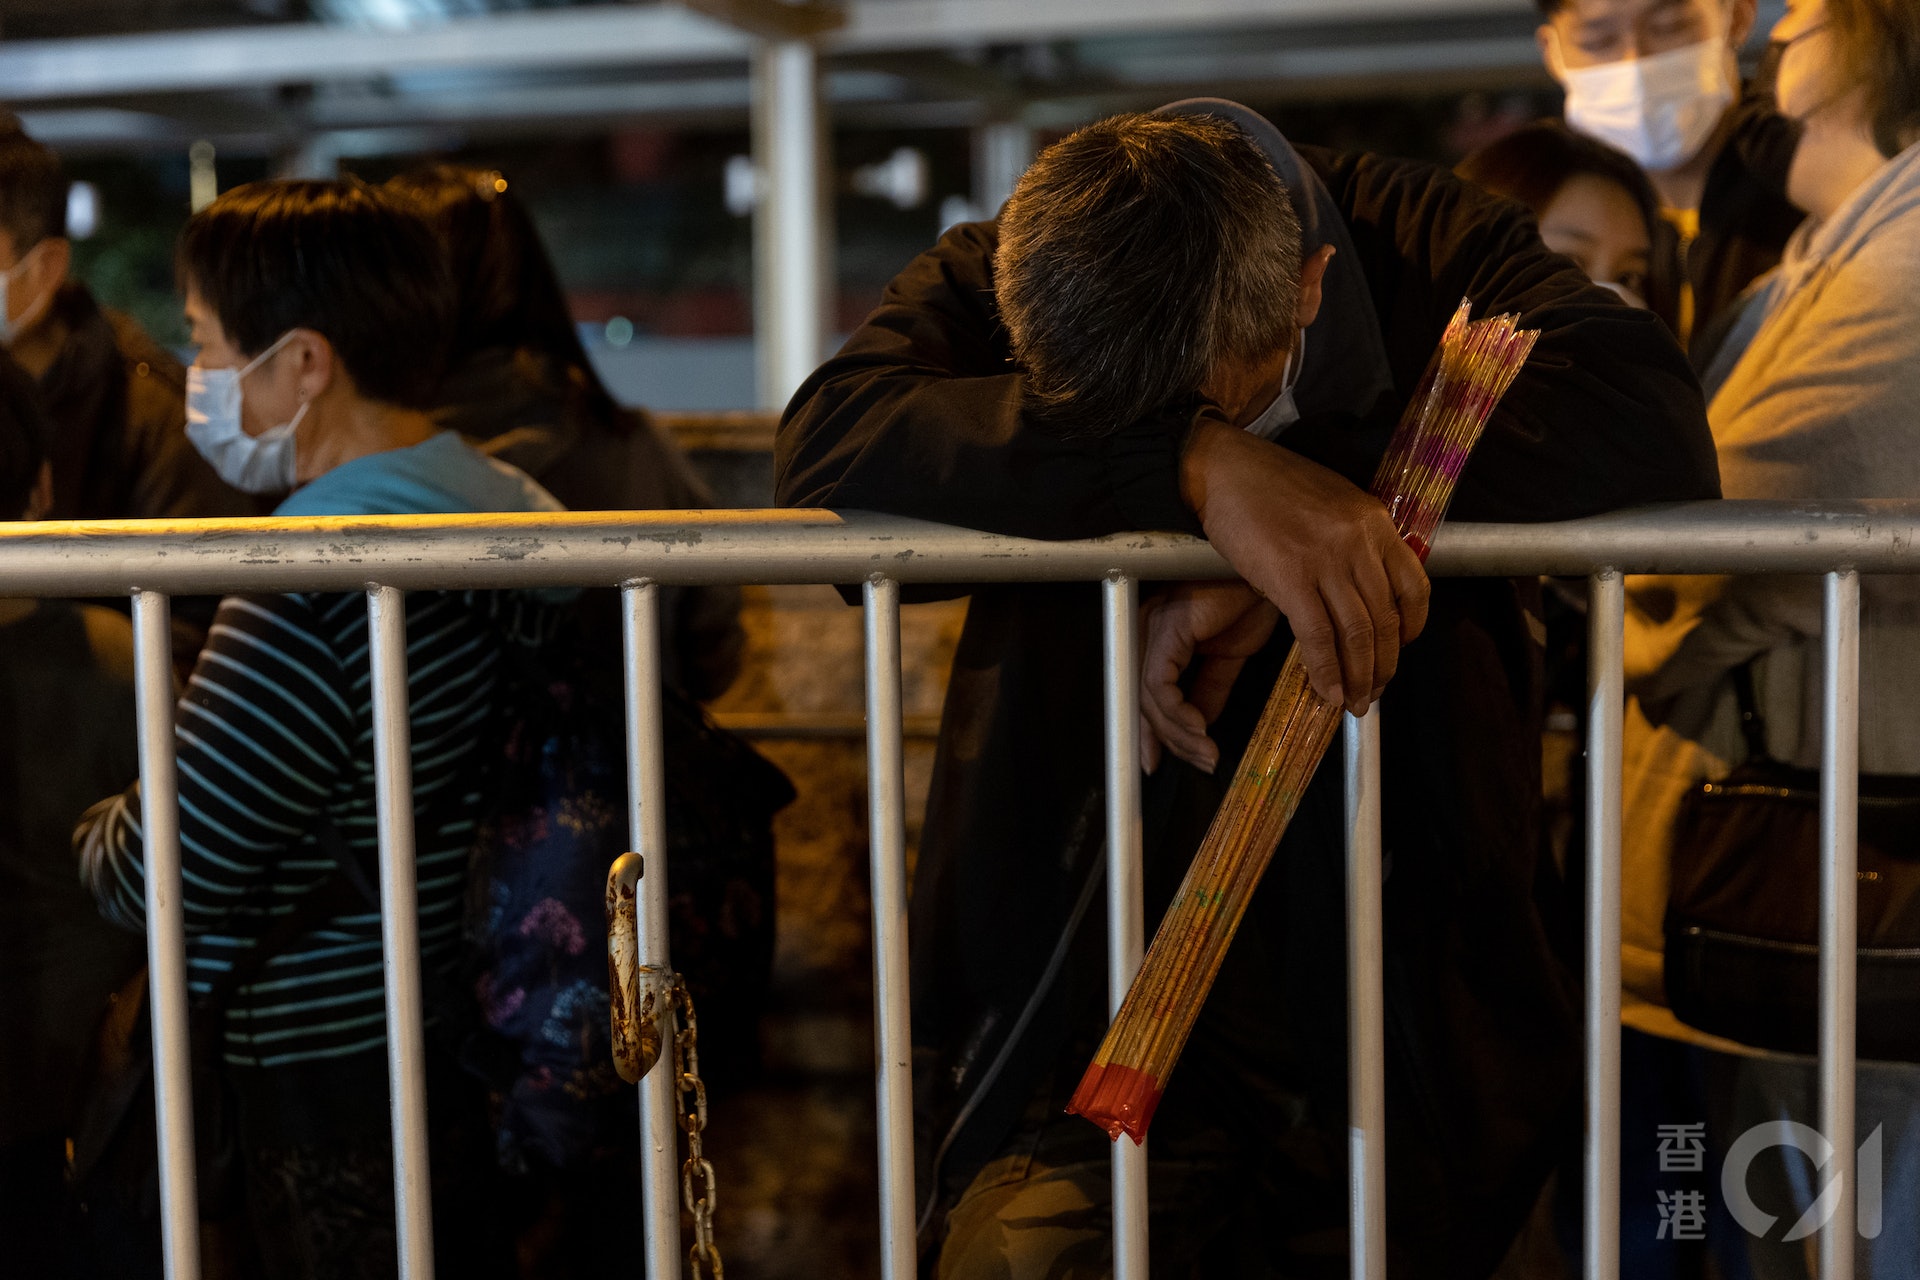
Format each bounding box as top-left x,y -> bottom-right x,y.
777,103 -> 1720,1277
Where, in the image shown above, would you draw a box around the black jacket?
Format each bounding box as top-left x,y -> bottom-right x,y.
778,143 -> 1720,1275
1667,86 -> 1805,370
436,346 -> 746,700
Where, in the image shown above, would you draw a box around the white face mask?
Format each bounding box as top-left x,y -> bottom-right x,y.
0,245 -> 51,346
1243,331 -> 1307,441
185,331 -> 308,494
1557,33 -> 1736,173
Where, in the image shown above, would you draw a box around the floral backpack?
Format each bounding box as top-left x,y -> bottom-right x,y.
466,608 -> 792,1173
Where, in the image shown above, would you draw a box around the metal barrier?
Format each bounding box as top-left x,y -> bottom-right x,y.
15,498 -> 1916,1280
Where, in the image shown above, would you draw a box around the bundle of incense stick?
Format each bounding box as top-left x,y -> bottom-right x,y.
1067,299 -> 1538,1143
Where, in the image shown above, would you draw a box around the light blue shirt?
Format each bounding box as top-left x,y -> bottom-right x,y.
274,430 -> 564,519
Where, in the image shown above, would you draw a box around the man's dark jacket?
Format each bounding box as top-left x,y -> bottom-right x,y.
35,282 -> 253,523
777,143 -> 1720,1275
1663,85 -> 1805,370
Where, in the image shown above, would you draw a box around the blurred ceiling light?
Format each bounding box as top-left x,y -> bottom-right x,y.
724,154 -> 759,217
851,146 -> 928,210
312,0 -> 476,30
189,140 -> 218,213
14,109 -> 177,147
604,316 -> 636,348
66,182 -> 100,240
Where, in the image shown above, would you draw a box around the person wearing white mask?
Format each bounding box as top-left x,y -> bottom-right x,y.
1537,0 -> 1806,366
174,193 -> 559,520
77,178 -> 558,1280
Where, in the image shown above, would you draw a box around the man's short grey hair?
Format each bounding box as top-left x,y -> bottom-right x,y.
993,112 -> 1303,435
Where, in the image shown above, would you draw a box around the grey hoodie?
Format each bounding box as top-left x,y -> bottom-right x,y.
1622,139 -> 1920,1036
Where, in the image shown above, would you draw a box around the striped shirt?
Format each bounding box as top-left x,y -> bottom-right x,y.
77,432 -> 562,1067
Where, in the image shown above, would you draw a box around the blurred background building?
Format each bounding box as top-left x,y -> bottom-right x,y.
4,0 -> 1767,413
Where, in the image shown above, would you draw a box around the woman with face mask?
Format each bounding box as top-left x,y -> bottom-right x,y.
73,179 -> 561,1280
1620,0 -> 1920,1274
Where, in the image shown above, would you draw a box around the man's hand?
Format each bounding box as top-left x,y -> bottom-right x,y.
1180,416 -> 1429,713
1140,582 -> 1279,774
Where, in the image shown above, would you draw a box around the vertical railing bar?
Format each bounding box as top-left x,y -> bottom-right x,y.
1102,573 -> 1150,1277
863,575 -> 917,1280
1584,570 -> 1625,1280
1344,707 -> 1386,1280
1820,569 -> 1860,1280
622,580 -> 683,1280
130,590 -> 204,1280
366,584 -> 436,1280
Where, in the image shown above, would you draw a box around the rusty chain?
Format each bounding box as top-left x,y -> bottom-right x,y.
671,977 -> 724,1280
605,860 -> 724,1274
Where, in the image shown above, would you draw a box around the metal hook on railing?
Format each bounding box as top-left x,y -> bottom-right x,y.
606,852 -> 671,1084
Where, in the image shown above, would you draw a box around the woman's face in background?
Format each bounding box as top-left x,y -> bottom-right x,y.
1537,172 -> 1654,306
1771,0 -> 1841,126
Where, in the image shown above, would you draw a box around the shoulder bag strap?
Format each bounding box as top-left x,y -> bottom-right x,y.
1730,660 -> 1774,764
309,804 -> 515,1086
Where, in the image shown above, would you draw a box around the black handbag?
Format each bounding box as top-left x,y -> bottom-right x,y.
1664,664 -> 1920,1061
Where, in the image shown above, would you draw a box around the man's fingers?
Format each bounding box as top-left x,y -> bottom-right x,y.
1285,593 -> 1346,710
1140,715 -> 1164,774
1187,655 -> 1250,727
1142,672 -> 1218,773
1320,580 -> 1377,715
1140,604 -> 1201,727
1142,690 -> 1218,773
1140,608 -> 1219,773
1144,678 -> 1208,739
1351,553 -> 1402,701
1386,537 -> 1431,645
1138,599 -> 1163,776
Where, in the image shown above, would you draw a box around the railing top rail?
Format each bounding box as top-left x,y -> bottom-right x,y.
0,500 -> 1915,596
1426,499 -> 1920,577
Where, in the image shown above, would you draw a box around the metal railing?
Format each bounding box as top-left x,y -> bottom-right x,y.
15,498 -> 1918,1280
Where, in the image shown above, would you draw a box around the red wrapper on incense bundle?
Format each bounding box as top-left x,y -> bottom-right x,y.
1067,299 -> 1539,1143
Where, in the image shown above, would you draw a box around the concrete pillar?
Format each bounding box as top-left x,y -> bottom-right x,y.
751,39 -> 833,413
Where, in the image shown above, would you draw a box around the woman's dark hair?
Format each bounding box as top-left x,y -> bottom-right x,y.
1458,123 -> 1678,330
995,113 -> 1302,435
177,179 -> 454,410
0,347 -> 48,519
1456,122 -> 1662,235
383,165 -> 624,432
1829,0 -> 1920,158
